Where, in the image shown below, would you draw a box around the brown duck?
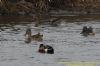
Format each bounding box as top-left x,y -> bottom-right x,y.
25,28 -> 43,43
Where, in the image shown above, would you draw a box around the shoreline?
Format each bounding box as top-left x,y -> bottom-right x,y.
0,15 -> 100,23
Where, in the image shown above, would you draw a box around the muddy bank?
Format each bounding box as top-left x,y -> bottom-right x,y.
0,15 -> 100,24
0,16 -> 33,23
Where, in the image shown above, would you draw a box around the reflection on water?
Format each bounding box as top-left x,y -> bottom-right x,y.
0,18 -> 100,66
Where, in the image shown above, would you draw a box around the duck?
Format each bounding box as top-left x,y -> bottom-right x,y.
31,32 -> 43,41
38,44 -> 54,54
25,28 -> 32,43
25,28 -> 43,43
81,26 -> 95,36
88,26 -> 95,36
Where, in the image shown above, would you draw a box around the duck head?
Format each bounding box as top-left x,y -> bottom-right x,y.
38,44 -> 45,53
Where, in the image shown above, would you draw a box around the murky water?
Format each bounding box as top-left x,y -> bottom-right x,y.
0,19 -> 100,66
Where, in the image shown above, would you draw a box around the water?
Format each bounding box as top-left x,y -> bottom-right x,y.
0,20 -> 100,66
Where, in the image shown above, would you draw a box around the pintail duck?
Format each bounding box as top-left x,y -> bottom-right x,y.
25,28 -> 43,43
38,44 -> 54,54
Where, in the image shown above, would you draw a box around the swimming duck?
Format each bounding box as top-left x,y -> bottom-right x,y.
31,32 -> 43,41
25,28 -> 43,43
25,28 -> 32,43
88,26 -> 95,35
81,26 -> 95,36
38,44 -> 54,54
